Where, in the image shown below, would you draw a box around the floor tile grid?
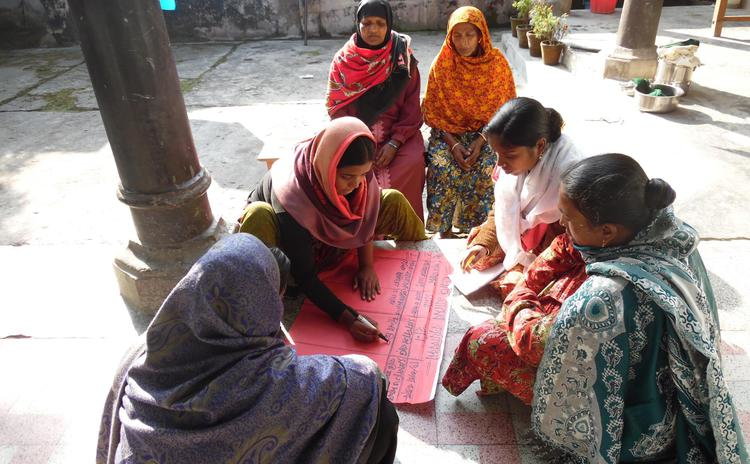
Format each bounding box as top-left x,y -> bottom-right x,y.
395,308 -> 529,463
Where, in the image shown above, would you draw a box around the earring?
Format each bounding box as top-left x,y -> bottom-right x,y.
537,144 -> 547,160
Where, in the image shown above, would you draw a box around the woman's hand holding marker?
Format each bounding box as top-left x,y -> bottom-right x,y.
460,244 -> 489,272
340,309 -> 387,343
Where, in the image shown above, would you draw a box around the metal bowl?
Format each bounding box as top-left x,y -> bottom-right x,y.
635,83 -> 685,113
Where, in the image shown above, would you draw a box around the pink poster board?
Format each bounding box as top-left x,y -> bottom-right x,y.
290,248 -> 452,404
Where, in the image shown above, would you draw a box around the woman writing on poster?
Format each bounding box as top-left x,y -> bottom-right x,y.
238,117 -> 426,342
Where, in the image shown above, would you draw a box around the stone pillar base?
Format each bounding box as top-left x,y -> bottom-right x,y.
113,217 -> 228,317
603,45 -> 658,81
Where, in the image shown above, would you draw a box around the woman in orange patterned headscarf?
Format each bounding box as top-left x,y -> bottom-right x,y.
422,6 -> 516,237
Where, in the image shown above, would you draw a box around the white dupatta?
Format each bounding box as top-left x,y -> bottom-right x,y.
494,134 -> 581,269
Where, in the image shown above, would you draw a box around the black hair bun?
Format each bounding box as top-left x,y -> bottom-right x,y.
645,178 -> 676,210
544,107 -> 564,143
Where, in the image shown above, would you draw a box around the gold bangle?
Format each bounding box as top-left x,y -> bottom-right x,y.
450,142 -> 460,151
479,132 -> 488,143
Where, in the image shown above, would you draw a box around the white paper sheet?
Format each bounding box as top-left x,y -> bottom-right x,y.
450,262 -> 505,295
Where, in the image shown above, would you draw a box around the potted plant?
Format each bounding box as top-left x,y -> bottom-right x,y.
539,12 -> 568,65
510,0 -> 533,38
527,2 -> 549,58
517,22 -> 530,48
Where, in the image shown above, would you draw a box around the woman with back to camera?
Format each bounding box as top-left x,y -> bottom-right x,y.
97,234 -> 399,464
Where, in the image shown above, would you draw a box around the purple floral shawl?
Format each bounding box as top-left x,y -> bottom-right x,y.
96,234 -> 383,463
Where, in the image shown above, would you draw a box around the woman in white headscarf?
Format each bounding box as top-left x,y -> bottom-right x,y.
459,97 -> 582,299
442,97 -> 586,400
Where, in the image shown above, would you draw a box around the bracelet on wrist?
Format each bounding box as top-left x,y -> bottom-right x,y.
450,142 -> 460,151
386,140 -> 399,150
479,132 -> 488,143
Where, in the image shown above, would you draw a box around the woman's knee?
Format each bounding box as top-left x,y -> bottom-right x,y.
378,189 -> 427,240
238,202 -> 280,247
380,189 -> 411,214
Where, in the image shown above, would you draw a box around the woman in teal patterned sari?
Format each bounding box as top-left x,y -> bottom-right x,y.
533,154 -> 747,463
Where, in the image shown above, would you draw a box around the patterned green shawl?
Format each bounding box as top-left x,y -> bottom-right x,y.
532,208 -> 747,463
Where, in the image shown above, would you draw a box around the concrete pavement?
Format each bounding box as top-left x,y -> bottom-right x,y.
1,5 -> 749,463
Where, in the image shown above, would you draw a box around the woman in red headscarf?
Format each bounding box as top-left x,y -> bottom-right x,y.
326,0 -> 426,221
238,117 -> 426,342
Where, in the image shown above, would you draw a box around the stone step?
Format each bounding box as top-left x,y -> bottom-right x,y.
499,31 -> 609,88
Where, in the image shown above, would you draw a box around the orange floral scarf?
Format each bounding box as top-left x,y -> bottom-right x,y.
422,6 -> 517,134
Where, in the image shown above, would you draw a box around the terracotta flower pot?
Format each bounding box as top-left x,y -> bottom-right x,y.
541,40 -> 564,65
517,25 -> 530,49
510,16 -> 528,38
527,32 -> 542,58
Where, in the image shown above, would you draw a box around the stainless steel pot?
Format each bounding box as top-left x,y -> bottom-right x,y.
654,61 -> 695,95
635,84 -> 685,113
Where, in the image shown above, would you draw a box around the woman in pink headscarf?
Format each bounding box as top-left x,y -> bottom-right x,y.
238,117 -> 426,342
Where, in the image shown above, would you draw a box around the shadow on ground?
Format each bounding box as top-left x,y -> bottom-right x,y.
189,119 -> 266,194
0,112 -> 109,244
708,270 -> 744,312
658,104 -> 749,139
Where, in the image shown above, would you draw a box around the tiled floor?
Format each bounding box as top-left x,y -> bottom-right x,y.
4,273 -> 750,463
398,315 -> 750,464
395,326 -> 532,464
0,338 -> 127,464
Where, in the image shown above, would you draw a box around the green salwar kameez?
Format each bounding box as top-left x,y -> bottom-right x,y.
532,208 -> 747,464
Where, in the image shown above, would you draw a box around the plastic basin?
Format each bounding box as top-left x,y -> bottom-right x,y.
591,0 -> 616,14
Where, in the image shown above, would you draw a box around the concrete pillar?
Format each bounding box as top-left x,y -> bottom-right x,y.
67,0 -> 225,315
603,0 -> 664,81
